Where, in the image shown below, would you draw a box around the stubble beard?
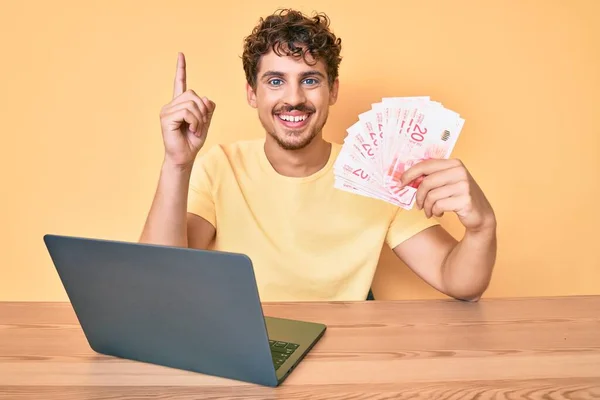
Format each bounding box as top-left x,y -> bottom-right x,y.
267,112 -> 329,151
268,127 -> 318,150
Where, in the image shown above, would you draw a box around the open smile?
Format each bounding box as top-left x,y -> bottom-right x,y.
275,112 -> 312,129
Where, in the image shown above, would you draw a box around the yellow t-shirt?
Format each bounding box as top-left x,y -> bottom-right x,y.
187,139 -> 439,301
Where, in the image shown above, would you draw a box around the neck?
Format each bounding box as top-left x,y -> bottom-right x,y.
264,136 -> 332,178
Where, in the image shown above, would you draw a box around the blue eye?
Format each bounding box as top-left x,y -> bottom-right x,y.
303,78 -> 318,85
269,79 -> 283,86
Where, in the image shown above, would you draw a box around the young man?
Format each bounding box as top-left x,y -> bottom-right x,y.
140,9 -> 497,302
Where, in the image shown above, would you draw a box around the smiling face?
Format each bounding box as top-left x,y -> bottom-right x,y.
246,48 -> 339,151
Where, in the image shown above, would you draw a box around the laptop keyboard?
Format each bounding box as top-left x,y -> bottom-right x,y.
269,340 -> 299,370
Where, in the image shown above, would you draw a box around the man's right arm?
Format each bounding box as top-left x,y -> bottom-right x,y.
139,52 -> 216,250
139,162 -> 215,250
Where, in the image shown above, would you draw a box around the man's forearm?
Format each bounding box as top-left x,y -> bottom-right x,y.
139,161 -> 192,248
441,221 -> 497,301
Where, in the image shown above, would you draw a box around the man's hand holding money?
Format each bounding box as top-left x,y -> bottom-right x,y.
398,158 -> 496,232
335,96 -> 497,301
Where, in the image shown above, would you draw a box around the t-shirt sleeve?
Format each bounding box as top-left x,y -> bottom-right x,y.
187,148 -> 218,228
385,207 -> 440,249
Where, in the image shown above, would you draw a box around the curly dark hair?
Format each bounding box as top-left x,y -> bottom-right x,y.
242,9 -> 342,90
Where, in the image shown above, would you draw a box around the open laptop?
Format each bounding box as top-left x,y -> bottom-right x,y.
43,234 -> 326,387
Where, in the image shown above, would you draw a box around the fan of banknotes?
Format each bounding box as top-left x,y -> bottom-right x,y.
333,96 -> 465,210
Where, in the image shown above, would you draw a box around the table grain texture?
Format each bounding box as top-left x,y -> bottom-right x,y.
1,296 -> 599,399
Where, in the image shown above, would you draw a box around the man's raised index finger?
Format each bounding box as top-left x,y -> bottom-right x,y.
173,52 -> 186,98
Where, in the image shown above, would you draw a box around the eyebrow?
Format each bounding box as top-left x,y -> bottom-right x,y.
260,70 -> 326,80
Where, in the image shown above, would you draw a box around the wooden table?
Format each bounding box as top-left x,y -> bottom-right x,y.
1,296 -> 599,399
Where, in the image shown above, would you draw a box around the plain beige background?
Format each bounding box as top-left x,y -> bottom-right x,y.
1,0 -> 598,301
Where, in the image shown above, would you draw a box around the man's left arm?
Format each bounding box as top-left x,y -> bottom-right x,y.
392,159 -> 497,301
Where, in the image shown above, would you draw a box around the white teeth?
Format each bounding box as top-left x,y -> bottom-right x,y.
279,114 -> 308,122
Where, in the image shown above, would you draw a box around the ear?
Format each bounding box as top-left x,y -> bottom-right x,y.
329,78 -> 339,106
246,82 -> 257,108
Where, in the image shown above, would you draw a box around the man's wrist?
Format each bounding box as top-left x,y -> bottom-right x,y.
162,159 -> 194,175
466,215 -> 497,238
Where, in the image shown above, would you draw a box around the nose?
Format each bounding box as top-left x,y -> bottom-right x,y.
283,82 -> 307,107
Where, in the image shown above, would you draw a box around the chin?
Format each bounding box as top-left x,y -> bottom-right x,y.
270,129 -> 317,151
